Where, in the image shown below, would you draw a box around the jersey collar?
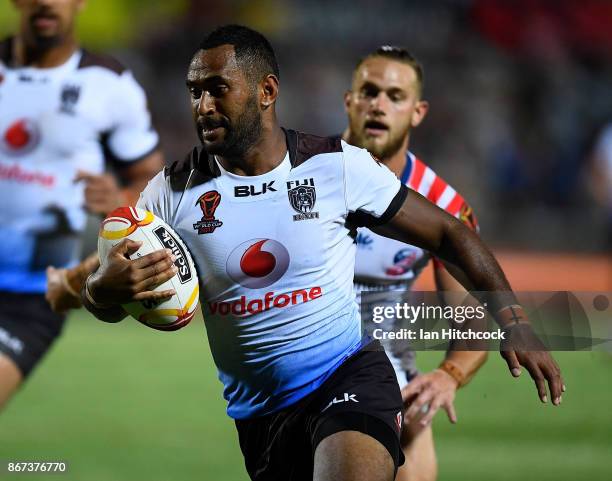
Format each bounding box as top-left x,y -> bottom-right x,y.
401,152 -> 415,185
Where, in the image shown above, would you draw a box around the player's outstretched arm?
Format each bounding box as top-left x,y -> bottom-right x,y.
402,267 -> 488,427
372,189 -> 564,406
81,239 -> 177,323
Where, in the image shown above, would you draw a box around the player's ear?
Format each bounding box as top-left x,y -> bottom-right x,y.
411,100 -> 429,128
261,74 -> 279,110
76,0 -> 87,12
344,90 -> 353,113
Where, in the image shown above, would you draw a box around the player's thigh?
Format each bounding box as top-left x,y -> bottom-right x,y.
314,429 -> 394,481
310,347 -> 405,480
397,424 -> 437,481
0,292 -> 66,404
0,354 -> 23,408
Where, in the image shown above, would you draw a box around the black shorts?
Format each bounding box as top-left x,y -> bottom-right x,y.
0,292 -> 66,378
235,343 -> 404,481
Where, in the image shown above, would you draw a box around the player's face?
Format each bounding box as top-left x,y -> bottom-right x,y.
13,0 -> 84,47
345,57 -> 428,160
187,45 -> 263,157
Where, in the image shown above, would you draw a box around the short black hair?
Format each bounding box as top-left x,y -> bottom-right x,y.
355,45 -> 424,95
199,25 -> 280,83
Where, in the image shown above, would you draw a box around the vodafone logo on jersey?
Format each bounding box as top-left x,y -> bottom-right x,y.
1,119 -> 41,156
226,239 -> 290,289
209,239 -> 323,317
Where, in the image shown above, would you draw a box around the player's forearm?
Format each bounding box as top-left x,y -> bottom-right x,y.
439,350 -> 487,388
81,274 -> 127,323
434,267 -> 488,385
65,252 -> 100,295
435,219 -> 518,315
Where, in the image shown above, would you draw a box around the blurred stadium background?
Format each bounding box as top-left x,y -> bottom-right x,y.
1,1 -> 610,480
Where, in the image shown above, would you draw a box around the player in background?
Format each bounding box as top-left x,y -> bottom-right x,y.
343,46 -> 486,481
0,0 -> 163,410
82,26 -> 564,481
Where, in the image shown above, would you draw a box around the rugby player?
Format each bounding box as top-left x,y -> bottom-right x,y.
343,46 -> 486,481
82,25 -> 564,481
0,0 -> 163,409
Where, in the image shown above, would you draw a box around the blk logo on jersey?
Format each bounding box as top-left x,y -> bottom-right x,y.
322,393 -> 359,412
60,84 -> 81,115
193,190 -> 223,234
234,181 -> 277,197
0,118 -> 40,156
226,239 -> 290,288
287,178 -> 319,221
355,232 -> 374,249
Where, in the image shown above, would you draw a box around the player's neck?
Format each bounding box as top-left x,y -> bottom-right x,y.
380,138 -> 410,177
14,34 -> 79,68
342,128 -> 411,177
216,125 -> 287,177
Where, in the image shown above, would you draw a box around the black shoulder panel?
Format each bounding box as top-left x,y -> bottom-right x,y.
78,49 -> 126,75
164,146 -> 220,192
346,184 -> 409,228
0,37 -> 13,65
284,129 -> 343,168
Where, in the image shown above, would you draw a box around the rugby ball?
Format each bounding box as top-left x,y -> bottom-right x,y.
98,206 -> 199,331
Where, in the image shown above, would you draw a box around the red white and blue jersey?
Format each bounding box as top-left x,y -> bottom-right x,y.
355,151 -> 478,289
0,38 -> 158,293
355,151 -> 478,385
137,131 -> 407,419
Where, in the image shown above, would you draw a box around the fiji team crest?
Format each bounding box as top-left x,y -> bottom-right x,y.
59,84 -> 81,115
287,178 -> 319,221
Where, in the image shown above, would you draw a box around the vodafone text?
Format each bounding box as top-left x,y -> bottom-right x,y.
208,286 -> 323,316
0,164 -> 55,187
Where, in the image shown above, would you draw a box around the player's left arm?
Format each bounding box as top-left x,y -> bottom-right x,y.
402,268 -> 488,426
372,188 -> 564,406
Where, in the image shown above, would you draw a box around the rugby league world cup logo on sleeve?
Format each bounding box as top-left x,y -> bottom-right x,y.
458,203 -> 478,230
193,190 -> 223,234
287,178 -> 319,221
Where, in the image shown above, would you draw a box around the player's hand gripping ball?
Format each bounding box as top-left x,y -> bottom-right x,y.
98,207 -> 199,331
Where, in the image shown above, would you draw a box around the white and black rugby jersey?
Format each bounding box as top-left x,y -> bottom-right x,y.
137,129 -> 408,419
0,37 -> 159,292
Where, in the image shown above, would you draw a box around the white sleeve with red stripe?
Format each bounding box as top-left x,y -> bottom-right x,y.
407,153 -> 478,231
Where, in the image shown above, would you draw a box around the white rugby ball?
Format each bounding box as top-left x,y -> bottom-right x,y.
98,206 -> 199,331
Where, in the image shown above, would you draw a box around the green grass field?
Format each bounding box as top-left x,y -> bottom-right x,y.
1,311 -> 610,481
